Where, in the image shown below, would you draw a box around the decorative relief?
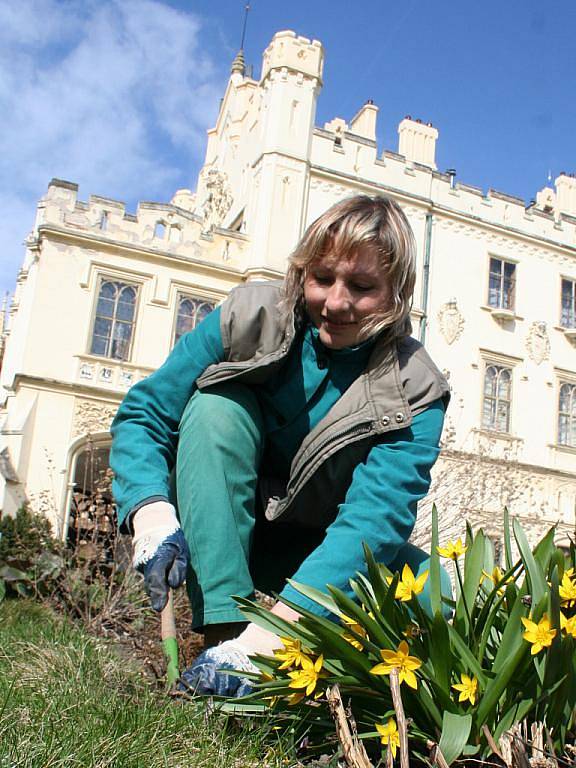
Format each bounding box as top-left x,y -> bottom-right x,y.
73,399 -> 118,437
526,321 -> 550,365
79,363 -> 94,380
200,168 -> 233,232
119,370 -> 134,388
438,298 -> 464,344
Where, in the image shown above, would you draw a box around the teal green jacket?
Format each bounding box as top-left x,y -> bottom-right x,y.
111,302 -> 445,613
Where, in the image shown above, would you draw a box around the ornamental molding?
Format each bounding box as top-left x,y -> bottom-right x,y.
526,321 -> 550,365
438,299 -> 465,345
200,168 -> 233,232
73,398 -> 117,437
309,178 -> 350,198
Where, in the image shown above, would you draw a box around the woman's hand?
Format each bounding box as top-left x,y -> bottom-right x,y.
132,501 -> 190,612
179,601 -> 302,697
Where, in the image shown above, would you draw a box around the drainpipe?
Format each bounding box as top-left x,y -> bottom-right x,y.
419,211 -> 433,344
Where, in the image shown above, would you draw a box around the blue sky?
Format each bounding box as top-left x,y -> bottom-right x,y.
1,0 -> 575,297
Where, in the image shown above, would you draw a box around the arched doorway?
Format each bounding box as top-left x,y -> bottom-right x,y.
63,434 -> 117,562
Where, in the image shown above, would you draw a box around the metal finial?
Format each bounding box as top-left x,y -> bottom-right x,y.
240,3 -> 250,51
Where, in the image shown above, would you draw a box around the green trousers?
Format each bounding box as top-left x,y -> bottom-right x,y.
175,383 -> 449,630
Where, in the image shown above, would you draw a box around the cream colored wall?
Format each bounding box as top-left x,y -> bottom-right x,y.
2,28 -> 575,546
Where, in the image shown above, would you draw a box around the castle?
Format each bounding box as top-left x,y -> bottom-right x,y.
1,31 -> 575,550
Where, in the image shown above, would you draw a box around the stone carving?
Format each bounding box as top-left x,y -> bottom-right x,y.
73,399 -> 118,437
200,168 -> 233,232
438,298 -> 464,344
526,321 -> 550,365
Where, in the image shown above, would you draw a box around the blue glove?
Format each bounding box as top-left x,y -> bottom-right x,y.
179,640 -> 258,698
131,502 -> 190,612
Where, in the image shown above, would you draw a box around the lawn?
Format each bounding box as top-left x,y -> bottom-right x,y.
0,600 -> 293,768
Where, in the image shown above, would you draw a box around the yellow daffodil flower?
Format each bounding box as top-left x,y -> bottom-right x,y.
376,718 -> 400,758
481,566 -> 511,595
387,564 -> 429,602
288,654 -> 327,697
370,640 -> 422,689
437,538 -> 467,560
560,611 -> 576,638
521,614 -> 557,654
559,573 -> 576,607
340,614 -> 368,650
274,637 -> 311,670
452,673 -> 479,705
286,691 -> 305,706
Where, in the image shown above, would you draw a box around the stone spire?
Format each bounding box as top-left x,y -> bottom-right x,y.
231,48 -> 245,76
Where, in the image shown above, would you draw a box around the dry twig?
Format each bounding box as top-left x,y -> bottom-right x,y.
326,684 -> 373,768
390,668 -> 410,768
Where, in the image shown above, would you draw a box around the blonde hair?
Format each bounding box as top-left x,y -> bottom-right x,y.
282,195 -> 416,343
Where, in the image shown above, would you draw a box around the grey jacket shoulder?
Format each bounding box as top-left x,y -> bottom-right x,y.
397,335 -> 450,412
219,280 -> 286,361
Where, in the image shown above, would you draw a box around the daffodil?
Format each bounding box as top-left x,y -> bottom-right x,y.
560,611 -> 576,638
370,640 -> 422,689
376,718 -> 400,758
288,654 -> 327,697
286,691 -> 306,706
521,614 -> 557,654
387,564 -> 429,602
559,573 -> 576,607
437,538 -> 467,560
340,614 -> 368,650
452,673 -> 479,705
482,566 -> 511,595
274,637 -> 311,670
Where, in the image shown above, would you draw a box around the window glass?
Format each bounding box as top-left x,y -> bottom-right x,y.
90,279 -> 138,361
558,382 -> 576,447
482,364 -> 512,432
561,279 -> 575,328
174,295 -> 216,346
488,258 -> 515,310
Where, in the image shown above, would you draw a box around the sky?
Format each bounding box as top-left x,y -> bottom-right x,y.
1,0 -> 575,298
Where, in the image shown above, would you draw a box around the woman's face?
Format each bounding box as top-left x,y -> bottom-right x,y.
303,244 -> 391,349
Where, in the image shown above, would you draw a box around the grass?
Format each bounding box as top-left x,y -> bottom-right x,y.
0,600 -> 295,768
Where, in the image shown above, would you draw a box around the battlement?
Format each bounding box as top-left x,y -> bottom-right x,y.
36,179 -> 247,268
313,110 -> 576,251
261,30 -> 324,84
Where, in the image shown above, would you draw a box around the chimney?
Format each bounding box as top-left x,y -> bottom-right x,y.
349,100 -> 378,141
398,117 -> 438,168
555,173 -> 576,217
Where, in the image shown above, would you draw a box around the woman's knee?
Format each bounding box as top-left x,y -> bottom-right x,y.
180,383 -> 264,444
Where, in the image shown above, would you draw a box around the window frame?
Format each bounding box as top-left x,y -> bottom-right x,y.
481,362 -> 513,433
560,276 -> 576,329
171,292 -> 218,348
558,379 -> 576,448
88,276 -> 140,362
487,255 -> 517,312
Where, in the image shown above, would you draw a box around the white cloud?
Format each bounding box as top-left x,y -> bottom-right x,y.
0,0 -> 226,295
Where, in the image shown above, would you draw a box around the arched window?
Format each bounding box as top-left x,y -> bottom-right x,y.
154,221 -> 166,239
174,294 -> 215,346
90,280 -> 138,361
482,364 -> 512,432
559,382 -> 576,447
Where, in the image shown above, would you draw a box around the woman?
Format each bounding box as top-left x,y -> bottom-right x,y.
110,194 -> 450,696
